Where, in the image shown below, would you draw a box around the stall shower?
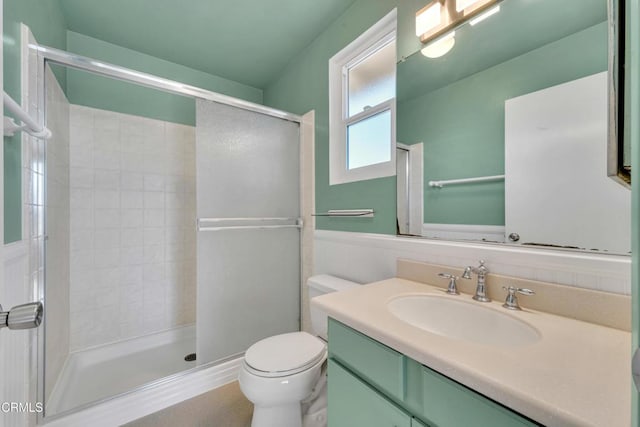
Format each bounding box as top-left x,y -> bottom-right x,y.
46,95 -> 199,414
33,44 -> 303,420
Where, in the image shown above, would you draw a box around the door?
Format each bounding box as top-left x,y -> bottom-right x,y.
328,360 -> 411,427
195,101 -> 301,365
504,72 -> 630,253
396,146 -> 410,235
396,143 -> 423,237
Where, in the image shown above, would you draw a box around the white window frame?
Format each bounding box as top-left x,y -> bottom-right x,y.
329,9 -> 397,185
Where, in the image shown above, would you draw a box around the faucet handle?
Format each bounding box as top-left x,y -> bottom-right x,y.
438,273 -> 460,295
462,260 -> 488,279
502,286 -> 535,310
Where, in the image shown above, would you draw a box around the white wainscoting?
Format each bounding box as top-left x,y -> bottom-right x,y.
1,240 -> 35,427
314,230 -> 631,295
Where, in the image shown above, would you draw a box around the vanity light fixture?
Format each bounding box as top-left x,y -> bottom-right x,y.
415,1 -> 442,37
456,0 -> 486,12
416,0 -> 502,56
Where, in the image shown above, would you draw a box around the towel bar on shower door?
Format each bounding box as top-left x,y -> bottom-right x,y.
196,217 -> 303,231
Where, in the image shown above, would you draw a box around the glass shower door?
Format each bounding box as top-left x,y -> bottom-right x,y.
195,101 -> 301,364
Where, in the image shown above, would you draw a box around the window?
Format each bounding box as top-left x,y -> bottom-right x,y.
329,9 -> 397,185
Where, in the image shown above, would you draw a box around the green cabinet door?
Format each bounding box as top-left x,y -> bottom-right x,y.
329,319 -> 406,401
327,319 -> 540,426
328,359 -> 411,427
421,366 -> 538,427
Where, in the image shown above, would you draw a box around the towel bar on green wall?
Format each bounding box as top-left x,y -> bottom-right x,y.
312,209 -> 374,218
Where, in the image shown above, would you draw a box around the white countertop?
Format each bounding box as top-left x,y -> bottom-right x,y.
312,278 -> 631,427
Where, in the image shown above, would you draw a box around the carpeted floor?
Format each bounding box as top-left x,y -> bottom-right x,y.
123,381 -> 253,427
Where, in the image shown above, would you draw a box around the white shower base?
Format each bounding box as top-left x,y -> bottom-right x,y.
44,324 -> 243,426
47,325 -> 198,417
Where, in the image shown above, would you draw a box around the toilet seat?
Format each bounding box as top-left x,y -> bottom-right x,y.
244,332 -> 326,378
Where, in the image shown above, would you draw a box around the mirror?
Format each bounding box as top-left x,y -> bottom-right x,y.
396,0 -> 631,254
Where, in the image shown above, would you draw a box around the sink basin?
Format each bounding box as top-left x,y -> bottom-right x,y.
387,295 -> 540,347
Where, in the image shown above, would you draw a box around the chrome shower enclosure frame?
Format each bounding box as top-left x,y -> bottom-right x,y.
30,41 -> 304,423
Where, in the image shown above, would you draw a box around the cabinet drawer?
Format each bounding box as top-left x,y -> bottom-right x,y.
328,319 -> 405,401
329,359 -> 411,427
421,366 -> 539,427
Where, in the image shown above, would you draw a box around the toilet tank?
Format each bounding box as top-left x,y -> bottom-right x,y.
308,274 -> 359,339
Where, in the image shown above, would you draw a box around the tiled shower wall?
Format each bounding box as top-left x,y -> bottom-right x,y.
69,105 -> 196,351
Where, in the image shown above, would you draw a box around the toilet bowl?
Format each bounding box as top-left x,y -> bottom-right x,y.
238,275 -> 359,427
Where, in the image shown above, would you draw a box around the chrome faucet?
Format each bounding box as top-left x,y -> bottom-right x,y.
462,260 -> 490,302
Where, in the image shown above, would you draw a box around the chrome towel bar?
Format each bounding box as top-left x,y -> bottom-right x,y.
428,175 -> 505,188
197,217 -> 302,231
312,209 -> 374,217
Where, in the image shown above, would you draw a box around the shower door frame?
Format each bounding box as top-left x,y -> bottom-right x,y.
32,42 -> 304,422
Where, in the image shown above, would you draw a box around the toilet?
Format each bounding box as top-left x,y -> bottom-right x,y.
238,274 -> 359,427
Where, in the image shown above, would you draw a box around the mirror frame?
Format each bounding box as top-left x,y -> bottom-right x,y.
607,0 -> 630,187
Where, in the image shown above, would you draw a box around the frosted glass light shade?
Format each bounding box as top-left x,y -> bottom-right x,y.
418,0 -> 501,45
456,0 -> 479,12
416,2 -> 442,37
421,31 -> 456,58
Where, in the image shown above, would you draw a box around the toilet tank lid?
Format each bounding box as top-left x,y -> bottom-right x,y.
307,274 -> 360,293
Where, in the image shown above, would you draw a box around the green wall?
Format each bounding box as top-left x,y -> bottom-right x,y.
264,0 -> 607,235
3,0 -> 67,101
2,5 -> 263,243
263,0 -> 407,235
66,31 -> 263,126
3,0 -> 67,243
398,22 -> 607,225
264,0 -> 606,234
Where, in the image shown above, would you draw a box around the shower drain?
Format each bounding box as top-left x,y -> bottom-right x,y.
184,353 -> 196,362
